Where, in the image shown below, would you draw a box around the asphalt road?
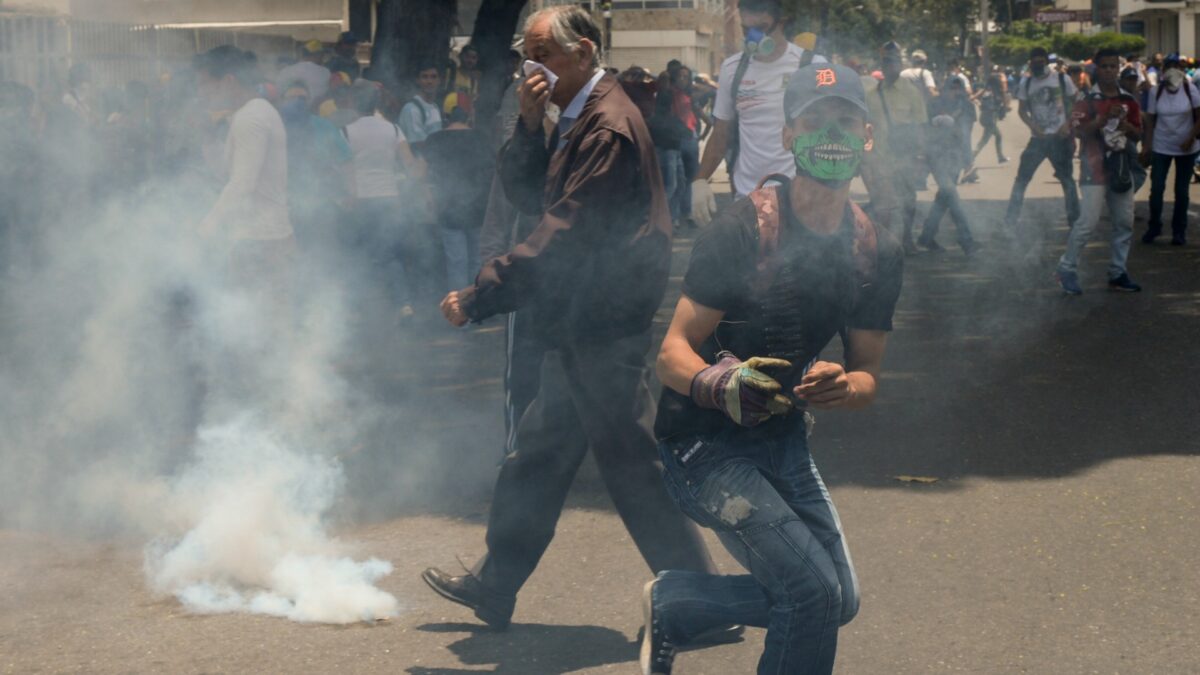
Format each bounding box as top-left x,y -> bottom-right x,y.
3,115 -> 1200,674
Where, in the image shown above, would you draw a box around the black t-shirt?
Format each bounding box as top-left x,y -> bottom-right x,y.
420,127 -> 495,230
654,187 -> 904,441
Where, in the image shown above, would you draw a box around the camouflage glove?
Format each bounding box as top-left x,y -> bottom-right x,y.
690,352 -> 793,427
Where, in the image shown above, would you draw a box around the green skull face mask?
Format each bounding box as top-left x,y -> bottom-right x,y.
791,122 -> 866,185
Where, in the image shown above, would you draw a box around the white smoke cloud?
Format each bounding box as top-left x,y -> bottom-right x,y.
0,148 -> 400,623
145,418 -> 399,623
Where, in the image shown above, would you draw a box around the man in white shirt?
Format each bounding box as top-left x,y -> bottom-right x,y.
276,41 -> 332,108
1139,53 -> 1200,245
1003,46 -> 1081,237
690,0 -> 823,223
901,49 -> 938,100
196,45 -> 295,329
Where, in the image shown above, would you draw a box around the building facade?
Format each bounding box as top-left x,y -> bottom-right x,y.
1118,0 -> 1198,55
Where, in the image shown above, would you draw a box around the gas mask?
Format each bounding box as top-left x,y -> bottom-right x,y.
744,27 -> 776,56
791,122 -> 866,186
1164,68 -> 1186,90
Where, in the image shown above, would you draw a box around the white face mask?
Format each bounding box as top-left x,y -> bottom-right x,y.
1164,68 -> 1185,90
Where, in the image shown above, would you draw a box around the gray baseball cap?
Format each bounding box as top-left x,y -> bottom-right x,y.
784,63 -> 869,121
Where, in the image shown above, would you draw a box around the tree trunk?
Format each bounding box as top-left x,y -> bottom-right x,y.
469,0 -> 530,146
369,0 -> 459,99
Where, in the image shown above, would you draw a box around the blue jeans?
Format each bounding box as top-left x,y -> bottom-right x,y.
440,226 -> 480,293
1005,135 -> 1081,228
677,132 -> 700,220
921,161 -> 974,249
1148,151 -> 1198,237
656,147 -> 683,223
656,419 -> 859,675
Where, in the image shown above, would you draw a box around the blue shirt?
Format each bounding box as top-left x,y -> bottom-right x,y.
556,69 -> 605,149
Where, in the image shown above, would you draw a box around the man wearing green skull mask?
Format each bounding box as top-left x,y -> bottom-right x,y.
641,63 -> 904,675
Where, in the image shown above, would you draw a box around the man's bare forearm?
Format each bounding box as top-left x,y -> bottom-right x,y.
697,119 -> 731,181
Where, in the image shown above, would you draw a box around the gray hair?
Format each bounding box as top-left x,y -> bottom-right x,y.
524,6 -> 603,68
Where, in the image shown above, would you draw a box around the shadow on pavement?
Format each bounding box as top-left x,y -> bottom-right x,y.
406,622 -> 635,675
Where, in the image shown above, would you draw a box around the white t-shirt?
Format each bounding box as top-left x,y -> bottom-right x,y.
203,98 -> 292,241
345,114 -> 407,198
1147,83 -> 1200,155
1017,70 -> 1077,135
276,61 -> 331,102
900,67 -> 936,94
715,43 -> 824,196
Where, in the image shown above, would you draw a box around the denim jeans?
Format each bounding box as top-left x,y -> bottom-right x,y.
440,226 -> 480,292
655,419 -> 859,675
921,161 -> 975,249
1005,135 -> 1080,228
1148,151 -> 1198,237
1058,183 -> 1134,280
351,197 -> 409,307
677,133 -> 700,220
657,147 -> 683,223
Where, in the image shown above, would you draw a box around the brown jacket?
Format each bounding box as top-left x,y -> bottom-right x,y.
460,73 -> 672,344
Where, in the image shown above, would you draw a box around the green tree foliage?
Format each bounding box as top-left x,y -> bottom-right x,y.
990,30 -> 1146,65
784,0 -> 977,62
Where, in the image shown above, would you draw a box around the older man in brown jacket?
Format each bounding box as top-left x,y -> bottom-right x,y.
425,5 -> 720,631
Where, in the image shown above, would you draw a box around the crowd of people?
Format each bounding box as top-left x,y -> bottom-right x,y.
2,1 -> 1197,673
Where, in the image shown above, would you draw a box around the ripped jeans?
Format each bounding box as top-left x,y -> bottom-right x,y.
656,418 -> 859,675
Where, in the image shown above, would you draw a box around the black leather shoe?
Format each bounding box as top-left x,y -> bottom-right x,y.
640,579 -> 676,675
421,567 -> 515,630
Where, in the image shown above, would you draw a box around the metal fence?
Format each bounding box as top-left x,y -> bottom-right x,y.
0,14 -> 298,90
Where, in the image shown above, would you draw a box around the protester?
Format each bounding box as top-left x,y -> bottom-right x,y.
424,4 -> 722,635
643,62 -> 902,675
1139,53 -> 1200,245
1057,48 -> 1143,295
343,80 -> 423,321
1004,47 -> 1080,239
276,40 -> 332,107
691,0 -> 823,223
864,42 -> 927,253
194,45 -> 296,363
276,82 -> 352,252
648,71 -> 687,228
901,49 -> 938,100
444,44 -> 481,119
421,107 -> 493,291
327,32 -> 362,80
974,71 -> 1010,164
398,64 -> 444,145
921,78 -> 979,254
671,65 -> 701,229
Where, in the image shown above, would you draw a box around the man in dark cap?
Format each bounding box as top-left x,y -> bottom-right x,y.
639,62 -> 904,675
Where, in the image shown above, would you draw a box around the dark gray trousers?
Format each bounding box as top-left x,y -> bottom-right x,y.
475,331 -> 715,596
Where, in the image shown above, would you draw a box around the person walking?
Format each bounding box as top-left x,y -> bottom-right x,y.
1003,47 -> 1081,239
973,71 -> 1010,165
424,5 -> 720,632
920,78 -> 979,255
1139,53 -> 1200,246
1057,48 -> 1143,295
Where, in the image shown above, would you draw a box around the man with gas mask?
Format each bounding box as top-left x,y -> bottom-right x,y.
423,5 -> 723,635
1003,46 -> 1081,240
1139,52 -> 1200,246
690,0 -> 824,223
640,63 -> 903,675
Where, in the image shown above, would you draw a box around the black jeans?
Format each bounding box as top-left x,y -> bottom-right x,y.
473,332 -> 715,596
1147,151 -> 1199,237
1004,135 -> 1080,228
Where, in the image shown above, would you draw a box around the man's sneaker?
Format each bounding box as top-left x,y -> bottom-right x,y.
917,236 -> 945,252
1057,269 -> 1083,295
1108,274 -> 1142,292
640,578 -> 676,675
421,567 -> 516,630
998,155 -> 1010,164
1171,235 -> 1186,246
1142,228 -> 1162,244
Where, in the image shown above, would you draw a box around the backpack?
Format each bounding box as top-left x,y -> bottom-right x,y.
1086,94 -> 1135,193
1153,79 -> 1200,126
746,174 -> 878,293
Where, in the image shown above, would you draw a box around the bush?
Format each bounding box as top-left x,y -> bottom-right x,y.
990,30 -> 1146,66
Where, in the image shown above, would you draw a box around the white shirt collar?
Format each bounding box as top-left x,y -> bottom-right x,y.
561,69 -> 605,122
